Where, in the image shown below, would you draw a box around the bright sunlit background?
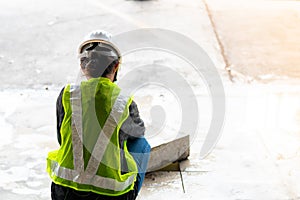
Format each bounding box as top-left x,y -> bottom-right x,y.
0,0 -> 299,199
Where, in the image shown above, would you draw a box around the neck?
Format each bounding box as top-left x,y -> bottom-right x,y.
85,74 -> 115,82
105,73 -> 114,82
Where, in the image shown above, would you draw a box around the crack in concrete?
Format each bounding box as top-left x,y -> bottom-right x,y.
202,0 -> 234,82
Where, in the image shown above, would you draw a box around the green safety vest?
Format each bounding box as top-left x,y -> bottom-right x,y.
47,77 -> 138,196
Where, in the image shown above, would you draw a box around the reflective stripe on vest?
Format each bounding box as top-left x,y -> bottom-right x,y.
49,83 -> 136,192
49,160 -> 135,191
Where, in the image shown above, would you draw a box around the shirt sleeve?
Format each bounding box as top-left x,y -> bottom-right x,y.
56,87 -> 65,145
120,100 -> 145,140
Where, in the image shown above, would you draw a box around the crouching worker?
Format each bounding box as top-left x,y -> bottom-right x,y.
47,30 -> 151,200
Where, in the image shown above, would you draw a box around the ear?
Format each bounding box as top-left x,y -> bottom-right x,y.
80,58 -> 86,70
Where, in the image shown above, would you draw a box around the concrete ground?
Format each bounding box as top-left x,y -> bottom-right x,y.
0,0 -> 300,199
205,0 -> 300,82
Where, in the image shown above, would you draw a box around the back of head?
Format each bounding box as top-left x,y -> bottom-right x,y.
78,30 -> 121,79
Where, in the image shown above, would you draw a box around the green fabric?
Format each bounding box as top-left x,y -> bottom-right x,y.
47,77 -> 138,196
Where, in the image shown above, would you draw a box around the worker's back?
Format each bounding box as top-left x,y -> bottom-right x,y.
47,77 -> 138,196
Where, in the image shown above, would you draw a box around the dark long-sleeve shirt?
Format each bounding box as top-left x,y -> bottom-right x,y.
53,87 -> 145,199
56,87 -> 145,145
56,87 -> 145,174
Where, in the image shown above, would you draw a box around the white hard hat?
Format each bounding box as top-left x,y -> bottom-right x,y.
78,30 -> 121,61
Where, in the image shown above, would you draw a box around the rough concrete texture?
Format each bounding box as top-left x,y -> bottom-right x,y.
147,135 -> 189,172
0,0 -> 224,89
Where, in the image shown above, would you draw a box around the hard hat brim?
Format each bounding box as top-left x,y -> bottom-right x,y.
78,39 -> 122,61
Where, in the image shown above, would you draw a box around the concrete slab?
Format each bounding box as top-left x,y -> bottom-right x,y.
147,135 -> 189,172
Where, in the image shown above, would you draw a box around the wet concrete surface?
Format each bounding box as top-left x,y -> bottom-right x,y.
0,0 -> 300,199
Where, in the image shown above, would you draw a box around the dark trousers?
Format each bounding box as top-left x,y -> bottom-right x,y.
51,182 -> 137,200
51,137 -> 151,200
